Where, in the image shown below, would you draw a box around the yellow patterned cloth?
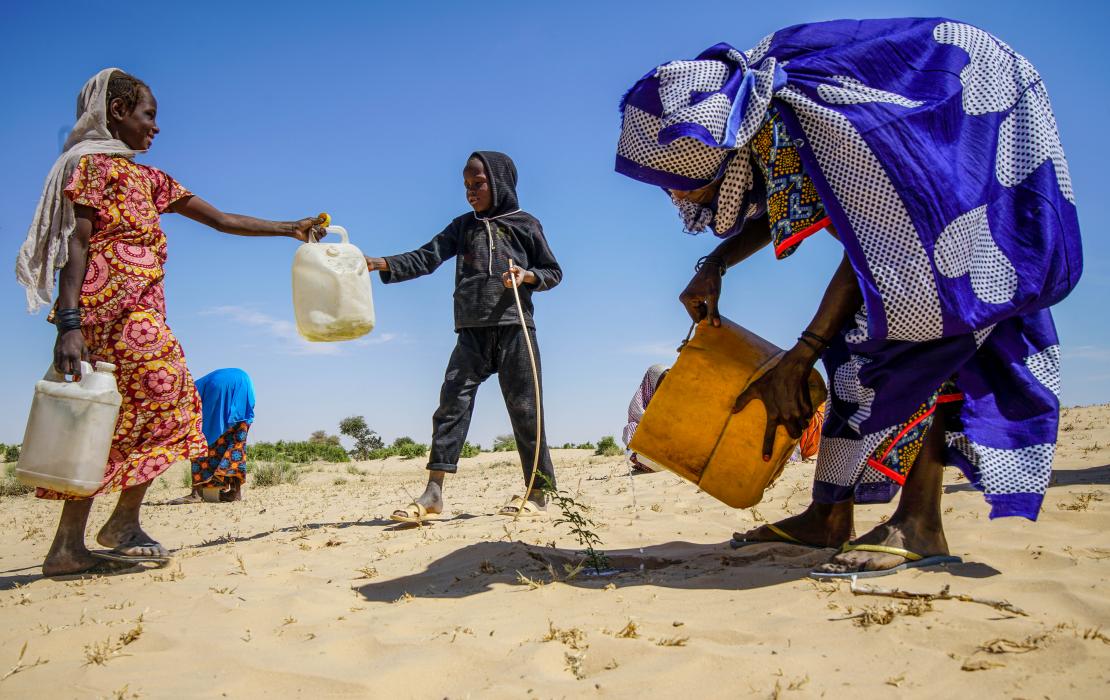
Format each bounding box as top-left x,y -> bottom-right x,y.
38,155 -> 206,499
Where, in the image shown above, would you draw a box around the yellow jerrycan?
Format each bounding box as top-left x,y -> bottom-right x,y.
628,317 -> 827,508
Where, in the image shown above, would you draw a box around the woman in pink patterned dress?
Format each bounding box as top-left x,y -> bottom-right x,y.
16,69 -> 326,577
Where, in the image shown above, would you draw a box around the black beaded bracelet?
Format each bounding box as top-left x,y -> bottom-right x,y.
797,335 -> 824,354
695,255 -> 727,277
800,330 -> 830,348
55,308 -> 82,333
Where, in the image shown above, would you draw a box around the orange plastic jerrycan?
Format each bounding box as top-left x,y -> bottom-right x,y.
628,317 -> 827,508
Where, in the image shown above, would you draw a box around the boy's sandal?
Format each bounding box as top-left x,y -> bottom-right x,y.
390,502 -> 437,524
498,496 -> 546,518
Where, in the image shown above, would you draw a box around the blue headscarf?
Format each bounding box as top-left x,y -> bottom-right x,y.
195,368 -> 256,445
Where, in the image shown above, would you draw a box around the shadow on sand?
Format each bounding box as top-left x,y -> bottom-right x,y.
944,464 -> 1110,494
354,538 -> 993,603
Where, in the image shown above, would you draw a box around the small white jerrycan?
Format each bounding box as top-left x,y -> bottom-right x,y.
16,361 -> 122,497
292,224 -> 375,342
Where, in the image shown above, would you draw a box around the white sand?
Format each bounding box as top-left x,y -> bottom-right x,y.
0,405 -> 1107,698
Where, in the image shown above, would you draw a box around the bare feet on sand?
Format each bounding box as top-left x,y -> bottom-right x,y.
811,514 -> 949,574
732,500 -> 852,548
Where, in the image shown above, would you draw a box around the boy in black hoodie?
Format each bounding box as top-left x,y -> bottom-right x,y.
365,152 -> 561,522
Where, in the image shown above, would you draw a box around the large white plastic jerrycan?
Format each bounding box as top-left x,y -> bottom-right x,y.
292,225 -> 375,342
16,361 -> 122,497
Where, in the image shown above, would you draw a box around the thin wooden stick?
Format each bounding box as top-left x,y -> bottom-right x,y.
848,578 -> 1028,616
508,258 -> 544,521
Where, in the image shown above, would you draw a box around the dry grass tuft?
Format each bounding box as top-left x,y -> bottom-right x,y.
1057,491 -> 1104,511
977,632 -> 1052,654
515,571 -> 546,590
542,622 -> 587,650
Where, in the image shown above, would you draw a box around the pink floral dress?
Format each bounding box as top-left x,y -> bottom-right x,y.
39,154 -> 207,499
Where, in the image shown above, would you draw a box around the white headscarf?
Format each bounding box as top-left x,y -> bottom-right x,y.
15,68 -> 139,313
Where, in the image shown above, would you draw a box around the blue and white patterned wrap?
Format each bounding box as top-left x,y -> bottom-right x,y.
615,18 -> 1083,519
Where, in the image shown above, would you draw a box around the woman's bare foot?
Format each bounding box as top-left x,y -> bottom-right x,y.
96,521 -> 168,557
95,483 -> 167,557
219,482 -> 243,502
733,499 -> 853,548
814,404 -> 951,575
163,489 -> 203,506
43,498 -> 99,576
812,514 -> 948,574
42,545 -> 102,577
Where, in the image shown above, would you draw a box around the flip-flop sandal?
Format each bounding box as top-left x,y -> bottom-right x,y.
808,544 -> 962,579
498,496 -> 546,518
729,523 -> 826,550
47,558 -> 142,580
91,542 -> 171,565
390,502 -> 438,524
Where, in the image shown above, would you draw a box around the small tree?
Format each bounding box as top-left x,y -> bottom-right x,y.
595,436 -> 622,457
309,430 -> 337,444
339,416 -> 384,460
391,436 -> 416,449
493,434 -> 517,452
4,444 -> 20,463
460,441 -> 481,458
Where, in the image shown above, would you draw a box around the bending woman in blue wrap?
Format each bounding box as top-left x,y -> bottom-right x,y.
615,18 -> 1082,577
169,368 -> 255,504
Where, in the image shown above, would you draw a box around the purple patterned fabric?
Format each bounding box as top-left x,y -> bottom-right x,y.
615,18 -> 1082,520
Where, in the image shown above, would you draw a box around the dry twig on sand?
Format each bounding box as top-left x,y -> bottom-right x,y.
848,579 -> 1028,616
1,643 -> 47,681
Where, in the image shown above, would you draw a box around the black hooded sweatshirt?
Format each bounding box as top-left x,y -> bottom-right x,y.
380,151 -> 562,330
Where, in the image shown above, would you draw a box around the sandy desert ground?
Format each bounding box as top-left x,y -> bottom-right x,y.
0,406 -> 1107,699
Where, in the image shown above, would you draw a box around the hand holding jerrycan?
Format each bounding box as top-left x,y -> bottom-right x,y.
292,213 -> 376,342
17,361 -> 122,497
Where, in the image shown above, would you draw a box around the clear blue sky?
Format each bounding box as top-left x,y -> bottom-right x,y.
2,0 -> 1107,448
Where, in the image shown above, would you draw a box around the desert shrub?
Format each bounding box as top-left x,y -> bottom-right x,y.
595,436 -> 623,457
310,430 -> 342,446
180,462 -> 193,488
396,441 -> 429,459
575,442 -> 595,451
4,444 -> 20,463
339,416 -> 385,460
559,442 -> 575,450
0,463 -> 33,497
247,440 -> 349,463
251,461 -> 300,487
460,441 -> 481,458
493,434 -> 517,452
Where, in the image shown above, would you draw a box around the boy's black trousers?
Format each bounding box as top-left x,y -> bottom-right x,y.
426,325 -> 556,490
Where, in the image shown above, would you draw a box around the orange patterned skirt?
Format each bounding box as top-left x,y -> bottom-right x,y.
37,308 -> 207,500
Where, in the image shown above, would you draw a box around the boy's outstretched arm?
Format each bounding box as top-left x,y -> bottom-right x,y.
366,222 -> 460,283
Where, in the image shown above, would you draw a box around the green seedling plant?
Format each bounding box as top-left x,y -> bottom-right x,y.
539,475 -> 610,575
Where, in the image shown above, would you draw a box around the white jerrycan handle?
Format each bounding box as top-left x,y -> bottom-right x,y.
44,360 -> 93,383
319,225 -> 348,244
